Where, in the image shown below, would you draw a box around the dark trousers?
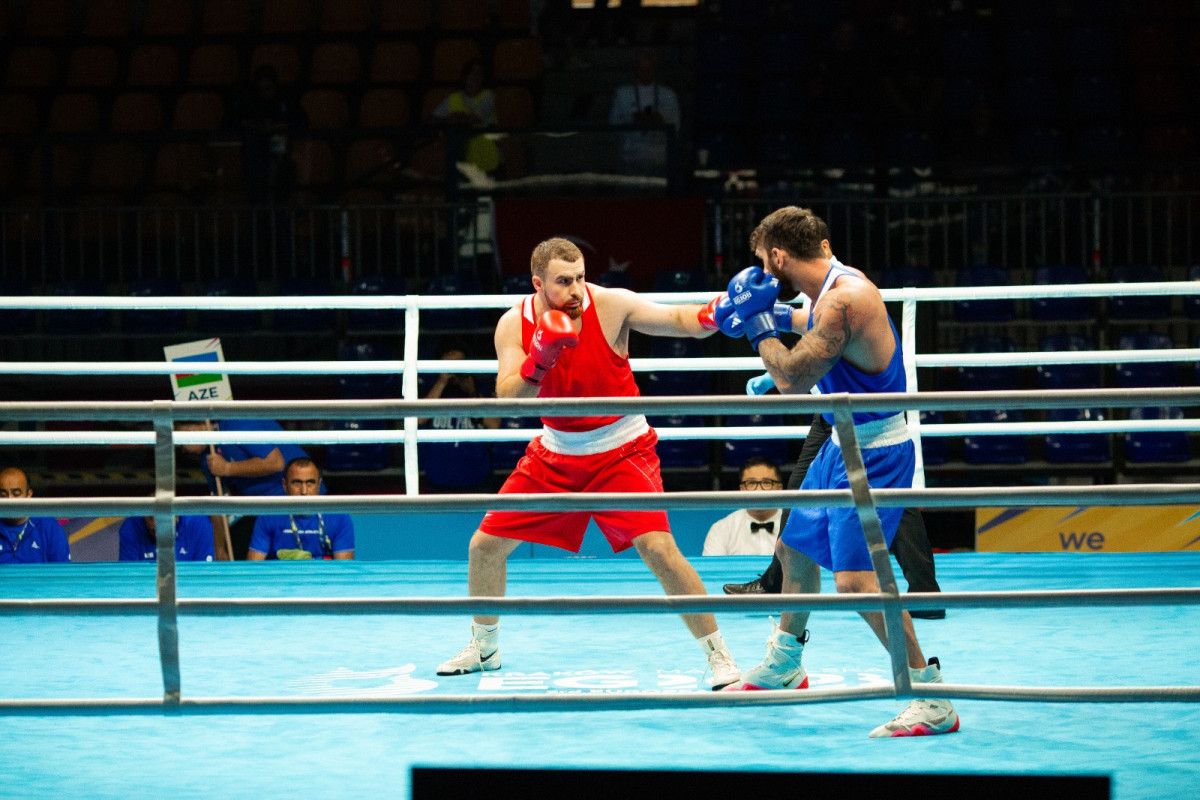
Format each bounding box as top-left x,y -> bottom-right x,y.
759,415 -> 941,594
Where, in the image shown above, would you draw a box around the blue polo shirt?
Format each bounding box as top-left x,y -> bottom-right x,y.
203,419 -> 309,496
249,513 -> 354,559
118,516 -> 215,562
0,517 -> 71,563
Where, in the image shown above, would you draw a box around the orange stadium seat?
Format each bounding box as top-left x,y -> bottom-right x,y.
25,144 -> 85,193
495,85 -> 534,127
496,0 -> 533,32
261,0 -> 315,33
22,0 -> 77,37
319,0 -> 371,32
310,42 -> 363,85
186,44 -> 241,87
359,88 -> 412,128
492,38 -> 542,82
369,41 -> 422,84
48,93 -> 102,133
6,47 -> 58,89
152,143 -> 208,191
199,0 -> 253,35
0,94 -> 39,134
171,92 -> 225,130
300,89 -> 350,128
83,0 -> 134,37
439,0 -> 489,31
380,0 -> 431,32
127,44 -> 180,87
65,45 -> 121,89
345,139 -> 397,185
291,138 -> 338,188
110,92 -> 165,131
88,142 -> 147,193
431,38 -> 482,84
250,43 -> 303,86
142,0 -> 195,36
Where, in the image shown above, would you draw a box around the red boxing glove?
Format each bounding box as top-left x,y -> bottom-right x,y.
696,295 -> 724,331
520,310 -> 578,385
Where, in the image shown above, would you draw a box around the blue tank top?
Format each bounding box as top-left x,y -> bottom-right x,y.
806,263 -> 907,424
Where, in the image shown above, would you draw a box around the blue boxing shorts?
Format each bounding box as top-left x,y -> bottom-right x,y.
780,436 -> 915,572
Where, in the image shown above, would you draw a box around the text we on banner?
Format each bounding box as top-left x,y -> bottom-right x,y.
493,198 -> 706,291
976,506 -> 1200,552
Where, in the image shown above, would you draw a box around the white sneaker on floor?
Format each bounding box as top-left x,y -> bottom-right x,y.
724,618 -> 808,691
436,625 -> 500,676
705,644 -> 741,690
869,657 -> 960,738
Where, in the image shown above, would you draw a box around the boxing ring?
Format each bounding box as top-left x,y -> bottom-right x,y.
1,285 -> 1199,799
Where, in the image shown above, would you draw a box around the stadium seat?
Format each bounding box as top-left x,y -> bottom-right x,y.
47,279 -> 111,334
647,415 -> 709,468
594,270 -> 633,290
6,47 -> 57,89
698,31 -> 751,78
491,415 -> 537,472
199,0 -> 251,35
324,420 -> 392,472
300,89 -> 350,129
1069,72 -> 1121,122
954,266 -> 1015,322
959,336 -> 1021,391
652,269 -> 707,294
1012,126 -> 1063,161
878,266 -> 935,289
1124,407 -> 1191,462
493,38 -> 543,83
83,0 -> 134,37
380,0 -> 432,31
326,341 -> 397,473
311,43 -> 362,85
249,44 -> 302,86
940,25 -> 992,72
369,42 -> 422,85
1107,265 -> 1171,320
1005,74 -> 1058,124
1037,334 -> 1102,390
128,45 -> 180,88
1186,265 -> 1200,318
695,80 -> 749,126
347,274 -> 406,333
186,43 -> 240,87
319,0 -> 370,33
199,276 -> 260,334
643,338 -> 708,396
0,279 -> 36,335
963,409 -> 1028,465
1044,408 -> 1111,464
261,0 -> 314,33
1078,124 -> 1129,160
142,0 -> 194,36
1064,24 -> 1117,70
431,38 -> 483,84
1115,333 -> 1177,388
722,414 -> 789,467
420,437 -> 491,489
918,410 -> 948,466
423,272 -> 486,330
756,131 -> 808,171
273,277 -> 336,332
65,45 -> 119,89
1031,265 -> 1095,321
123,277 -> 185,334
359,88 -> 412,128
1003,25 -> 1054,72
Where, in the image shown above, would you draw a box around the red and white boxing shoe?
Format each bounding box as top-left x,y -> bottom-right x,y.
869,658 -> 960,738
723,618 -> 809,691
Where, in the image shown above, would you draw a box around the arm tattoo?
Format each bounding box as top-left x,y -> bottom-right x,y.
765,297 -> 853,393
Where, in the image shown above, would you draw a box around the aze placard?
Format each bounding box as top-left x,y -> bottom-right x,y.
164,338 -> 233,402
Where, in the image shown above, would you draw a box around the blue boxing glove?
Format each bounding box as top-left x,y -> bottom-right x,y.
713,295 -> 744,337
728,266 -> 781,349
746,371 -> 776,395
773,303 -> 795,333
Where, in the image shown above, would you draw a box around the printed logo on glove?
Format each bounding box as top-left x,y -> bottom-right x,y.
726,266 -> 785,350
520,310 -> 578,385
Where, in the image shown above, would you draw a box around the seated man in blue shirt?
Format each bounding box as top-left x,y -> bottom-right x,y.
177,418 -> 310,560
118,515 -> 215,562
248,458 -> 354,560
0,467 -> 70,563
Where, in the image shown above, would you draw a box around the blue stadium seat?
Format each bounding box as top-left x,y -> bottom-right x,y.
1032,265 -> 1095,321
491,415 -> 537,472
501,273 -> 530,295
721,413 -> 789,467
199,276 -> 260,333
347,273 -> 405,332
274,276 -> 336,332
1012,126 -> 1063,161
0,279 -> 36,334
1064,25 -> 1118,70
648,414 -> 709,468
759,30 -> 806,76
954,266 -> 1014,322
756,78 -> 806,126
963,409 -> 1028,464
940,25 -> 992,72
1069,72 -> 1121,122
756,131 -> 808,171
959,336 -> 1021,390
1036,334 -> 1101,390
1115,333 -> 1177,387
1003,25 -> 1054,72
918,410 -> 948,466
884,129 -> 936,165
420,437 -> 492,489
693,128 -> 747,171
697,31 -> 751,78
942,73 -> 987,123
820,127 -> 872,166
1186,265 -> 1200,318
1124,407 -> 1191,462
878,266 -> 935,289
1044,408 -> 1111,464
1107,265 -> 1170,320
695,80 -> 749,126
123,277 -> 184,334
652,269 -> 707,294
47,279 -> 111,334
336,341 -> 398,399
1078,124 -> 1129,160
423,271 -> 485,330
594,270 -> 633,289
643,338 -> 709,396
1005,74 -> 1058,123
324,420 -> 391,472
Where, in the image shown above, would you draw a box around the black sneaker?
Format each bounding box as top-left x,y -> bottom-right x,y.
909,609 -> 947,620
723,576 -> 768,595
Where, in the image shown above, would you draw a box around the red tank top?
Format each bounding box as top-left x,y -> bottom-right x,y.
521,284 -> 640,432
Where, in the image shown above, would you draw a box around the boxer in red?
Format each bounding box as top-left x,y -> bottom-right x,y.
437,237 -> 742,689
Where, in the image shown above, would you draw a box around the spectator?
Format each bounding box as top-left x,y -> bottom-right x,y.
247,458 -> 354,560
703,457 -> 784,556
433,58 -> 500,176
607,49 -> 680,175
419,346 -> 499,490
176,418 -> 310,561
0,467 -> 70,563
118,515 -> 215,563
230,65 -> 307,205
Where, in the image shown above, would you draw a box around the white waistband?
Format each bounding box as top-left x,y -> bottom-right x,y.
539,414 -> 650,456
829,413 -> 910,450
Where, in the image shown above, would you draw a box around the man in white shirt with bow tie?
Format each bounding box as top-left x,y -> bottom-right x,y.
703,458 -> 784,556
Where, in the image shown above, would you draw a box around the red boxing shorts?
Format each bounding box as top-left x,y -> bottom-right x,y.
479,428 -> 670,553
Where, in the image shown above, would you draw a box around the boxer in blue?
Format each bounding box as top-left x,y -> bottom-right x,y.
716,206 -> 958,738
